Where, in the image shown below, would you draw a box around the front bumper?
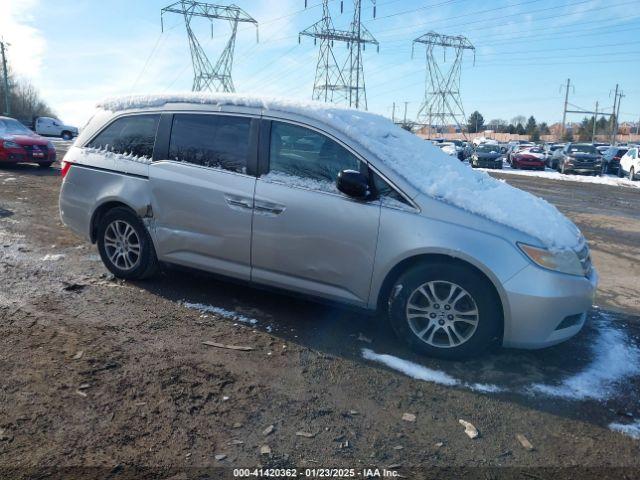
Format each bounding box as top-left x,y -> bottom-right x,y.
472,158 -> 502,168
501,264 -> 598,349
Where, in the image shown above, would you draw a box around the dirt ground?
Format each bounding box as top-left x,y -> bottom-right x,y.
1,148 -> 639,479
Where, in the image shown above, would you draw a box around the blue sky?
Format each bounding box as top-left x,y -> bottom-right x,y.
2,0 -> 639,127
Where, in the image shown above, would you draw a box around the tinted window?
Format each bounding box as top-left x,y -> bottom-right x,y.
88,114 -> 160,158
268,122 -> 360,185
568,144 -> 597,154
169,114 -> 251,173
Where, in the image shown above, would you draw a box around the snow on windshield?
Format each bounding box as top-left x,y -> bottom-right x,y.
97,93 -> 582,250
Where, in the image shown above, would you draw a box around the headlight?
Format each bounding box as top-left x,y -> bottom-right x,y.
2,140 -> 20,148
518,243 -> 584,276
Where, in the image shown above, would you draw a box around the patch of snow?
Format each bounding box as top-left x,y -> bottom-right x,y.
81,146 -> 152,165
530,318 -> 640,401
483,164 -> 640,189
609,421 -> 640,440
42,253 -> 65,261
182,301 -> 258,325
362,348 -> 503,394
96,93 -> 582,251
3,177 -> 16,182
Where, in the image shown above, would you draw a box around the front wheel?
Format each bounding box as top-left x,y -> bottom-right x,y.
388,262 -> 502,360
97,207 -> 158,280
61,131 -> 72,140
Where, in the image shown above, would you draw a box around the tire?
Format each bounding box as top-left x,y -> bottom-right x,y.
631,167 -> 636,182
38,162 -> 53,169
387,262 -> 502,360
618,165 -> 624,178
61,131 -> 72,141
96,207 -> 158,280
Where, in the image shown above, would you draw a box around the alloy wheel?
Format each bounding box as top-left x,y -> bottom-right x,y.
103,220 -> 141,271
405,280 -> 479,349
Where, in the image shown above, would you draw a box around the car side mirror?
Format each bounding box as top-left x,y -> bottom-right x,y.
336,169 -> 369,199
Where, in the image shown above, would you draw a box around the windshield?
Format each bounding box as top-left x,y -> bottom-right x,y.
569,144 -> 597,154
477,145 -> 499,153
527,147 -> 543,153
0,118 -> 33,135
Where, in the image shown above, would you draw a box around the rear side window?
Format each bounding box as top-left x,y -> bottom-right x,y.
88,114 -> 160,158
169,114 -> 251,174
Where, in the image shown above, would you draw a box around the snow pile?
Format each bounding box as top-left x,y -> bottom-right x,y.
182,301 -> 258,325
362,348 -> 504,393
481,164 -> 640,189
609,421 -> 640,440
41,254 -> 65,261
530,318 -> 640,401
97,93 -> 582,250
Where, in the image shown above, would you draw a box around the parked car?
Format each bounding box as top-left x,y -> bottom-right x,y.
553,143 -> 602,175
470,144 -> 503,169
601,146 -> 628,175
619,147 -> 639,181
543,143 -> 564,169
449,139 -> 465,160
0,116 -> 56,168
506,143 -> 535,164
32,116 -> 78,140
511,146 -> 546,170
595,145 -> 610,157
59,95 -> 597,359
437,142 -> 458,157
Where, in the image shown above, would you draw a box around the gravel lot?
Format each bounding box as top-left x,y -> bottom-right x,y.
1,145 -> 639,478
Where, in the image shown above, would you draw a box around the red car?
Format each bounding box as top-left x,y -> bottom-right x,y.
0,116 -> 56,168
511,147 -> 546,170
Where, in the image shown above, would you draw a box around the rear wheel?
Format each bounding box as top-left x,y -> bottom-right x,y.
388,262 -> 502,360
97,207 -> 158,280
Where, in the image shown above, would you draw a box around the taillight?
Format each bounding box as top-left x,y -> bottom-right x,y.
60,160 -> 73,178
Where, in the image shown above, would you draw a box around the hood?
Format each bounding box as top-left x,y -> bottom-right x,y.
519,152 -> 545,160
3,133 -> 49,146
96,92 -> 583,251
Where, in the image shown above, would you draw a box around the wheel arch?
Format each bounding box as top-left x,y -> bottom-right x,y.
89,200 -> 139,243
375,253 -> 506,341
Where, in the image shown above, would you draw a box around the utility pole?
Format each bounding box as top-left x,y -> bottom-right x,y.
592,101 -> 598,142
561,78 -> 570,140
610,84 -> 619,143
403,101 -> 409,125
0,40 -> 10,116
613,90 -> 624,145
391,102 -> 396,123
161,1 -> 258,93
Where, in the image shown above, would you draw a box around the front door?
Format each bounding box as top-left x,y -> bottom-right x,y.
250,120 -> 381,306
149,113 -> 258,281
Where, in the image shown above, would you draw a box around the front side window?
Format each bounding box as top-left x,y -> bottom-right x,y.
266,121 -> 360,192
169,114 -> 251,173
88,114 -> 160,158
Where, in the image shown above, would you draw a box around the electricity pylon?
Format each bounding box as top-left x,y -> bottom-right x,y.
412,32 -> 475,136
161,1 -> 258,93
300,0 -> 378,109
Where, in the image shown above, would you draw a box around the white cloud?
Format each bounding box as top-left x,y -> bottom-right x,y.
0,0 -> 46,80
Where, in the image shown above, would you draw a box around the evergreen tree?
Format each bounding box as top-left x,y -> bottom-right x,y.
467,111 -> 484,133
516,123 -> 525,135
525,116 -> 537,135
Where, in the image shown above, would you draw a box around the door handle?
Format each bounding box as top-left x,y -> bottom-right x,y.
254,201 -> 286,215
225,195 -> 253,210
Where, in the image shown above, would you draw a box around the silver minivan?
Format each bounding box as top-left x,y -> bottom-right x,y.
59,94 -> 597,359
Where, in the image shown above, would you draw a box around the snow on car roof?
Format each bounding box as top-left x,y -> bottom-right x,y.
98,93 -> 582,250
